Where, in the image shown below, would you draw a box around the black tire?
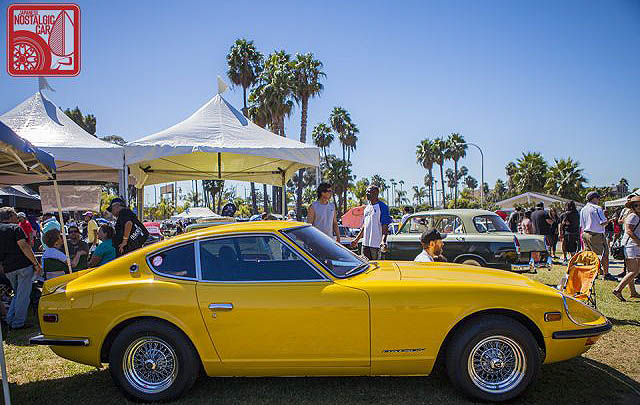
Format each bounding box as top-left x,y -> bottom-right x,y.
461,258 -> 482,267
108,320 -> 200,402
445,315 -> 541,402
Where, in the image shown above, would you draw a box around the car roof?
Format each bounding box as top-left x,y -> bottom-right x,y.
167,220 -> 307,243
410,209 -> 498,216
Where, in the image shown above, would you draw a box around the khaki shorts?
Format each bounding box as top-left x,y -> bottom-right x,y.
583,232 -> 609,257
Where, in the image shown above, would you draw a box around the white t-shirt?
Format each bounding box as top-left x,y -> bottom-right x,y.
362,201 -> 392,248
415,250 -> 434,262
624,213 -> 640,248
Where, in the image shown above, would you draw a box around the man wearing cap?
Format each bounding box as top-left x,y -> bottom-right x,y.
84,211 -> 99,249
67,225 -> 89,271
415,228 -> 447,262
17,212 -> 34,247
580,191 -> 615,281
108,198 -> 149,256
351,185 -> 392,260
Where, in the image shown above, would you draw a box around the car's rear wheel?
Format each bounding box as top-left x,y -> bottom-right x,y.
108,320 -> 199,402
461,258 -> 482,266
445,315 -> 541,402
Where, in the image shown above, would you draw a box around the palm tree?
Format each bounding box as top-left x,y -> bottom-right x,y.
323,155 -> 353,216
431,137 -> 448,207
465,176 -> 478,193
544,158 -> 587,200
329,107 -> 351,161
445,168 -> 456,197
395,190 -> 408,206
513,152 -> 548,193
493,179 -> 507,201
416,138 -> 436,207
226,39 -> 264,214
412,185 -> 427,206
423,173 -> 433,207
505,161 -> 517,195
311,123 -> 334,163
343,123 -> 359,162
390,178 -> 397,207
290,52 -> 325,219
446,133 -> 467,207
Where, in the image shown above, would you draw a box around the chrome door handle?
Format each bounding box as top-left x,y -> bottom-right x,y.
209,303 -> 233,311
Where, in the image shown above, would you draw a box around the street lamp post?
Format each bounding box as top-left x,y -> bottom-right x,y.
456,142 -> 484,206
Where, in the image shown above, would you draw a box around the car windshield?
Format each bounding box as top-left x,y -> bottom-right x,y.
282,225 -> 366,278
473,215 -> 511,233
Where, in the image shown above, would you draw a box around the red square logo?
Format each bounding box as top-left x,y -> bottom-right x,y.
7,3 -> 81,76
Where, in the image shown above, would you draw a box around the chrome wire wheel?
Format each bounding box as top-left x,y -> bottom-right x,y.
122,336 -> 179,394
467,335 -> 527,394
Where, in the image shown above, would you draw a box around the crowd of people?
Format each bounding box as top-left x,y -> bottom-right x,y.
0,198 -> 150,333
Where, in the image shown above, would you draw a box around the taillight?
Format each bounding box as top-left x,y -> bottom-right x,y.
514,236 -> 521,255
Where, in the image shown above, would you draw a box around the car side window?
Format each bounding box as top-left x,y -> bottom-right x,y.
199,235 -> 324,282
148,243 -> 196,279
400,215 -> 433,234
432,215 -> 464,234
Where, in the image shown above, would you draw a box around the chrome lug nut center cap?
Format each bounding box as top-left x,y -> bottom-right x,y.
490,358 -> 504,369
145,359 -> 157,371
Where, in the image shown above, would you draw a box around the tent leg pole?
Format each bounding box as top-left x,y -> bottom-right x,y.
282,172 -> 287,217
53,179 -> 73,273
0,322 -> 10,405
137,187 -> 144,221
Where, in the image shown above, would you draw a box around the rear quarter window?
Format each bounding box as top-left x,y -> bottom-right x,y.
148,243 -> 196,279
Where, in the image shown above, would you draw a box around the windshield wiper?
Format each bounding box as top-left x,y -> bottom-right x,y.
343,262 -> 370,277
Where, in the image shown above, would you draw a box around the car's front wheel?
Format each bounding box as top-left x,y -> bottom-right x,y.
446,315 -> 541,402
108,320 -> 200,402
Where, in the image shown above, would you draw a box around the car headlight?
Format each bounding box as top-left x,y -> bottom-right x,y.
562,295 -> 605,326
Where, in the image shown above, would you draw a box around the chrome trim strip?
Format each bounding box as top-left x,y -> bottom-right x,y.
30,334 -> 89,346
194,240 -> 202,281
196,232 -> 331,283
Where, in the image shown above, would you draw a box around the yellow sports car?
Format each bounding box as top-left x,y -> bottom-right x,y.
31,221 -> 611,402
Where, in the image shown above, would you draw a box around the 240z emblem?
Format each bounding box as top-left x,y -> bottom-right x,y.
383,348 -> 425,353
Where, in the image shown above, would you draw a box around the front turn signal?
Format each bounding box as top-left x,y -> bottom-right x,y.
544,312 -> 562,322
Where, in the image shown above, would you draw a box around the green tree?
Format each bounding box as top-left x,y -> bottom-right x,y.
311,123 -> 334,163
100,135 -> 126,146
354,178 -> 370,204
446,133 -> 467,207
323,155 -> 353,216
431,137 -> 448,207
226,38 -> 263,214
505,161 -> 517,195
465,175 -> 478,192
512,152 -> 548,193
493,179 -> 507,201
544,157 -> 587,200
64,106 -> 96,135
416,138 -> 436,207
329,107 -> 352,162
290,52 -> 325,220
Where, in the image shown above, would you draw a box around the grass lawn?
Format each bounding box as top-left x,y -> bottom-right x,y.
2,262 -> 640,404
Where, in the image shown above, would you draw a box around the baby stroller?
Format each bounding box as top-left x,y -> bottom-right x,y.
557,251 -> 600,308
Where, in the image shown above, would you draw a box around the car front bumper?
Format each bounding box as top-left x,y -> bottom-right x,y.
552,321 -> 612,339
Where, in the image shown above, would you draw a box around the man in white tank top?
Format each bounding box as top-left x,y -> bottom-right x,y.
307,182 -> 340,242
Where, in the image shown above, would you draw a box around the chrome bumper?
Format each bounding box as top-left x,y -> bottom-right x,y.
30,334 -> 89,346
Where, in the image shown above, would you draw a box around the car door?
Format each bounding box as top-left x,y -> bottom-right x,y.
386,215 -> 425,260
433,214 -> 468,261
195,234 -> 370,369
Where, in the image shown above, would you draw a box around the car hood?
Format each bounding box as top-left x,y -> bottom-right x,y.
345,260 -> 551,292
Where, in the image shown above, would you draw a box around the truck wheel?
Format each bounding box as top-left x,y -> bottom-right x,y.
109,320 -> 199,402
446,315 -> 541,402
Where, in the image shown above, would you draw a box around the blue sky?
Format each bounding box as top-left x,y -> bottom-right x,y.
2,0 -> 639,203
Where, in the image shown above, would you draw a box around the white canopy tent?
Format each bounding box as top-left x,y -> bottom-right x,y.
0,91 -> 125,187
170,207 -> 219,220
604,189 -> 639,208
495,192 -> 584,210
125,92 -> 320,215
